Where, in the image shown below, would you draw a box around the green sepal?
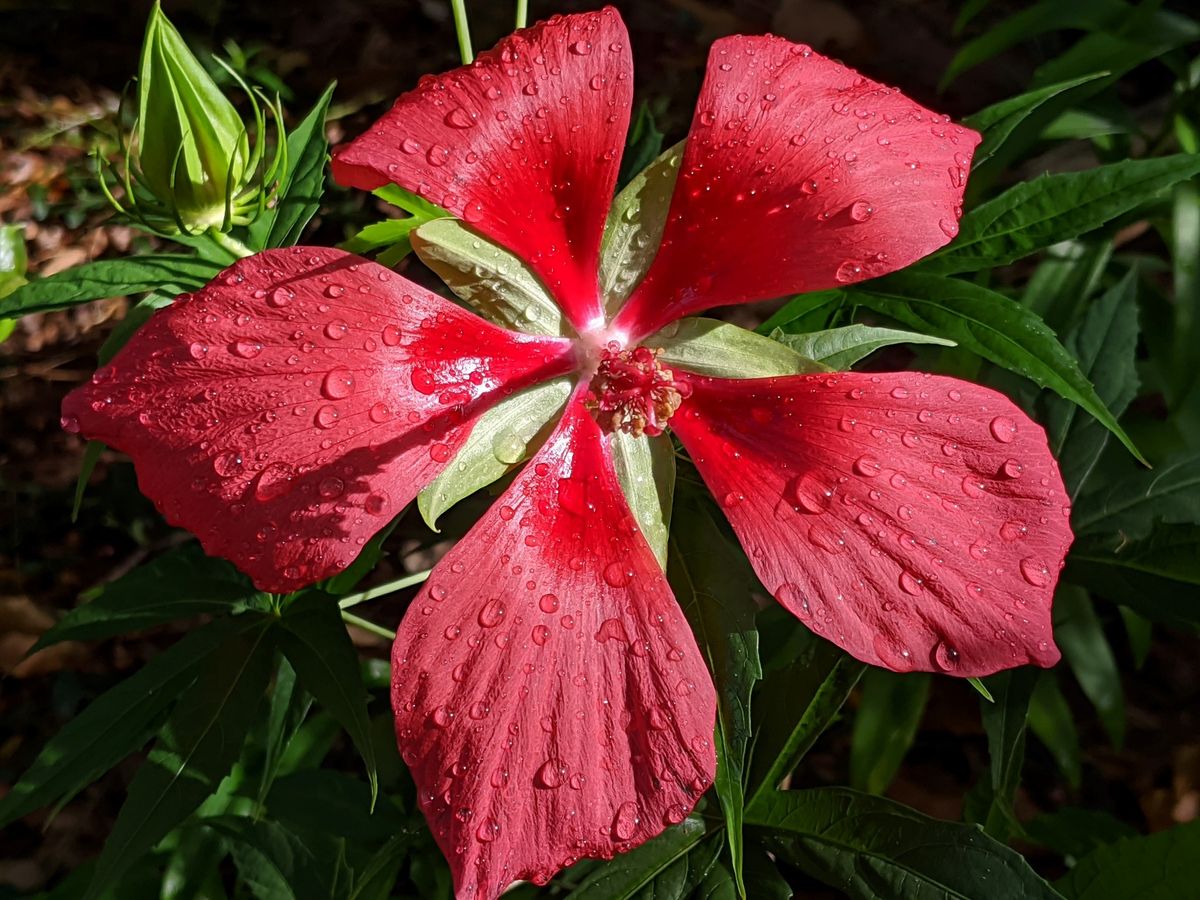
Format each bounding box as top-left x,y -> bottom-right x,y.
653,317 -> 825,378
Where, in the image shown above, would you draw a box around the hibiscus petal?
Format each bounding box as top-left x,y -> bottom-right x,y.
391,401 -> 715,899
614,37 -> 981,340
671,371 -> 1071,676
61,247 -> 572,592
331,9 -> 633,333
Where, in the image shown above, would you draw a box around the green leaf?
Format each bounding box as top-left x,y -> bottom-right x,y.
349,832 -> 419,900
86,618 -> 276,897
654,318 -> 824,378
922,155 -> 1200,276
617,101 -> 666,191
0,224 -> 28,302
0,255 -> 223,318
1044,270 -> 1139,499
1024,808 -> 1137,861
601,142 -> 682,314
277,592 -> 379,805
1055,586 -> 1125,748
71,439 -> 104,521
1072,452 -> 1200,538
418,378 -> 571,530
411,217 -> 566,336
759,289 -> 846,337
203,815 -> 343,900
849,669 -> 931,796
746,635 -> 865,811
564,817 -> 713,899
341,186 -> 446,265
966,668 -> 1037,841
256,657 -> 312,807
318,517 -> 398,595
748,788 -> 1061,900
834,272 -> 1142,461
741,846 -> 793,900
0,616 -> 259,829
1056,819 -> 1200,899
32,543 -> 261,651
939,0 -> 1128,88
265,770 -> 406,843
963,74 -> 1109,187
671,498 -> 761,896
771,324 -> 954,370
1023,240 -> 1112,329
250,82 -> 336,250
1028,670 -> 1081,788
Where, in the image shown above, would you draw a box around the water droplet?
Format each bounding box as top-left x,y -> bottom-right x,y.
315,405 -> 340,429
426,144 -> 451,167
569,39 -> 592,55
791,472 -> 832,513
538,593 -> 559,614
535,759 -> 567,788
899,571 -> 923,595
411,369 -> 436,394
989,416 -> 1017,443
933,641 -> 960,671
854,455 -> 883,477
322,369 -> 355,399
478,598 -> 506,628
188,342 -> 209,360
317,476 -> 345,500
834,260 -> 862,282
445,107 -> 475,129
612,802 -> 640,840
663,805 -> 688,825
267,287 -> 293,308
431,706 -> 453,728
532,624 -> 550,645
231,340 -> 262,359
596,618 -> 629,643
364,490 -> 389,515
1000,520 -> 1027,541
60,415 -> 81,434
938,218 -> 959,238
368,402 -> 390,423
1019,558 -> 1051,587
476,819 -> 500,843
849,200 -> 875,222
1000,458 -> 1023,479
603,561 -> 633,588
430,442 -> 452,463
381,324 -> 402,346
324,320 -> 349,341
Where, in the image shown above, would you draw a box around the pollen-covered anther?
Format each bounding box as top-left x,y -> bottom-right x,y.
585,345 -> 691,437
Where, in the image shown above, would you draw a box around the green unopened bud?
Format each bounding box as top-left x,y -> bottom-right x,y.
102,2 -> 284,235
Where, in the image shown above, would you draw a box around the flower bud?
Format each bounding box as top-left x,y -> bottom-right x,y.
103,2 -> 283,234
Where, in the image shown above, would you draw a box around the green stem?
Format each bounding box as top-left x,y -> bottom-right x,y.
341,610 -> 396,641
450,0 -> 474,65
338,569 -> 432,610
207,228 -> 254,259
515,0 -> 528,29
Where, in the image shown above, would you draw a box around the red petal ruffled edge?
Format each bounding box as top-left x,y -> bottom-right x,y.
332,9 -> 633,333
616,35 -> 980,339
671,370 -> 1070,676
391,400 -> 715,899
62,247 -> 573,592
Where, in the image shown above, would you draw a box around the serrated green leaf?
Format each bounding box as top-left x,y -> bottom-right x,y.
255,657 -> 312,808
249,82 -> 336,250
0,616 -> 259,829
1073,452 -> 1200,538
964,73 -> 1108,184
1055,586 -> 1125,748
965,668 -> 1037,841
1023,240 -> 1113,329
203,815 -> 343,900
1028,670 -> 1081,788
601,142 -> 682,315
771,324 -> 953,370
749,788 -> 1061,900
86,618 -> 276,898
0,255 -> 223,318
277,593 -> 379,805
1044,270 -> 1139,499
611,431 -> 675,570
654,317 -> 824,378
411,217 -> 567,336
1056,819 -> 1200,899
563,817 -> 713,900
418,377 -> 571,530
32,543 -> 261,652
746,635 -> 865,811
671,498 -> 761,896
922,155 -> 1200,276
834,272 -> 1143,462
849,669 -> 931,796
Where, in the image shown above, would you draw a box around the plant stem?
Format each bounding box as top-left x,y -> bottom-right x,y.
207,228 -> 254,259
338,569 -> 432,610
515,0 -> 528,29
450,0 -> 474,65
341,610 -> 397,641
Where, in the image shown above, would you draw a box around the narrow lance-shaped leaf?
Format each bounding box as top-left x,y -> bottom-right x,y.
671,497 -> 761,895
771,324 -> 953,370
276,592 -> 379,805
1072,452 -> 1200,538
0,256 -> 223,318
1055,586 -> 1125,748
837,272 -> 1143,462
85,618 -> 276,898
749,787 -> 1062,900
563,817 -> 714,900
921,155 -> 1200,276
964,667 -> 1038,842
849,669 -> 931,796
654,317 -> 825,378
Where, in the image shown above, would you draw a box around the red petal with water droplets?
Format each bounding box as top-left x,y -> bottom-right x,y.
331,9 -> 632,333
671,371 -> 1071,676
61,247 -> 572,592
615,37 -> 980,339
391,401 -> 715,900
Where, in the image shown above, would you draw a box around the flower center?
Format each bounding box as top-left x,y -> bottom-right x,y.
585,345 -> 690,437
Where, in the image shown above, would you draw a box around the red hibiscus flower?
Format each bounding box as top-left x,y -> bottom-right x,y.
61,8 -> 1072,899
